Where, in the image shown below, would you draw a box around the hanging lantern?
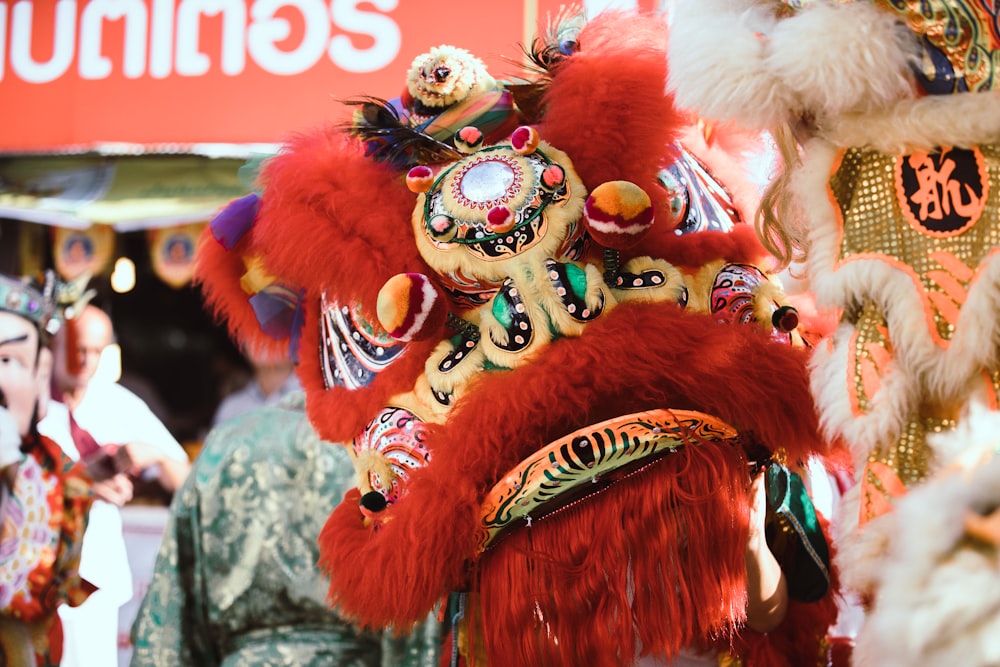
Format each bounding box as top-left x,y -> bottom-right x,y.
149,222 -> 205,288
53,224 -> 115,280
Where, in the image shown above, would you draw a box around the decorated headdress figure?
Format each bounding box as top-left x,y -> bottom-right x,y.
197,9 -> 843,666
0,271 -> 92,666
0,273 -> 61,338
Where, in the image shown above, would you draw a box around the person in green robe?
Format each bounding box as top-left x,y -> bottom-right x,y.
129,390 -> 445,667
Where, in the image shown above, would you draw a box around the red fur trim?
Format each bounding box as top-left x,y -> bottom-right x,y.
193,226 -> 286,357
253,124 -> 431,320
474,442 -> 751,666
539,12 -> 685,201
317,302 -> 826,630
319,482 -> 481,629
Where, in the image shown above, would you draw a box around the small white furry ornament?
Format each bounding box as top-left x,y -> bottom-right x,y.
406,45 -> 496,112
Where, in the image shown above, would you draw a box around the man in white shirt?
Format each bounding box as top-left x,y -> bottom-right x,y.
38,305 -> 191,667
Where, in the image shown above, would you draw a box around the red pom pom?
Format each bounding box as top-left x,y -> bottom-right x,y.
486,206 -> 515,233
541,164 -> 566,190
510,126 -> 539,154
377,272 -> 447,341
455,126 -> 484,154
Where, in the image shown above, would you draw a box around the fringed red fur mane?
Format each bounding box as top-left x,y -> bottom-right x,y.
538,11 -> 685,207
253,124 -> 431,324
536,12 -> 773,272
475,441 -> 751,666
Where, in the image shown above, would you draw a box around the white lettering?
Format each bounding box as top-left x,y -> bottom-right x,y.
329,0 -> 400,74
10,0 -> 76,83
79,0 -> 148,79
176,0 -> 246,76
1,0 -> 409,85
247,0 -> 329,75
149,0 -> 174,78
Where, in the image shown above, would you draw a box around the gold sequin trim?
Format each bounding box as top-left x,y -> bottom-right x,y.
867,415 -> 953,485
830,145 -> 1000,346
848,302 -> 893,416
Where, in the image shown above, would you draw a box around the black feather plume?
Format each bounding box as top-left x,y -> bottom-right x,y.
503,5 -> 587,124
340,96 -> 462,170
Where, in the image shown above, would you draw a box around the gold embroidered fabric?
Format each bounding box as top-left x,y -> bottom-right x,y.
867,416 -> 949,486
874,0 -> 1000,93
831,145 -> 1000,345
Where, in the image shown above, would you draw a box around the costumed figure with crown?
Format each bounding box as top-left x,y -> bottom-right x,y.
196,8 -> 845,666
0,274 -> 93,667
667,0 -> 1000,662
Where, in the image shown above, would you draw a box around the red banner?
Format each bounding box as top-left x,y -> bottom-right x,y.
0,0 -> 604,152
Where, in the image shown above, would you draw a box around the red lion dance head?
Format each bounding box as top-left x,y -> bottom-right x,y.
196,9 -> 842,666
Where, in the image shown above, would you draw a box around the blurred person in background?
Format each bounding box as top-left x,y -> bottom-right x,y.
210,343 -> 300,428
38,303 -> 191,667
0,273 -> 93,666
131,389 -> 446,667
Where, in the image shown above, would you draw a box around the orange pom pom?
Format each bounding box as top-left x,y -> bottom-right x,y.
407,165 -> 435,193
376,272 -> 447,341
510,126 -> 540,155
583,180 -> 654,250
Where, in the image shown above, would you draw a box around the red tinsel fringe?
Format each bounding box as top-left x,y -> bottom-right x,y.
252,125 -> 430,315
473,441 -> 750,666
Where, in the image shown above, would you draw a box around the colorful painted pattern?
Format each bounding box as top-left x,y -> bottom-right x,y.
477,409 -> 738,552
352,405 -> 431,506
320,295 -> 406,391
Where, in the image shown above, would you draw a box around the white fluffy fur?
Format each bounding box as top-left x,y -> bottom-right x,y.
809,321 -> 919,463
927,401 -> 1000,470
832,481 -> 885,596
668,1 -> 917,130
766,2 -> 917,121
822,90 -> 1000,154
851,411 -> 1000,666
406,45 -> 495,109
667,0 -> 799,129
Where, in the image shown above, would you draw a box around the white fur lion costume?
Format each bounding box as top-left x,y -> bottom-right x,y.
667,0 -> 1000,659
